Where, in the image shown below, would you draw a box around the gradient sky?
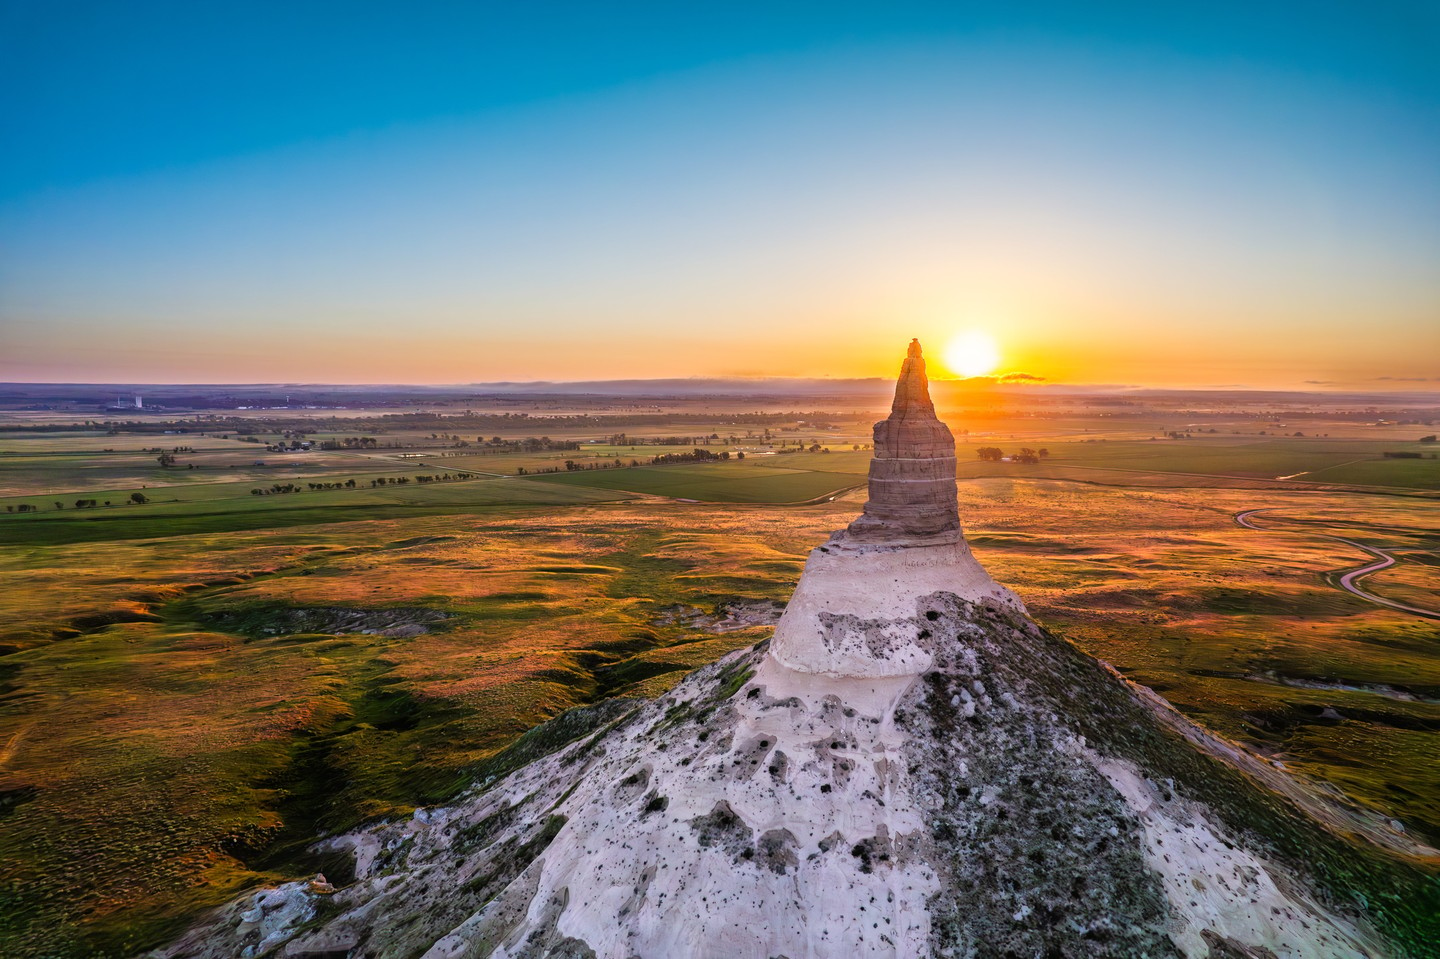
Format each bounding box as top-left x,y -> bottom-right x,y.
2,1 -> 1437,387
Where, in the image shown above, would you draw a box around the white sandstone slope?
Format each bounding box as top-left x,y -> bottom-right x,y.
152,342 -> 1435,959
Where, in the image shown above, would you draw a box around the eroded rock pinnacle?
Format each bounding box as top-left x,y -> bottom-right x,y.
846,338 -> 961,543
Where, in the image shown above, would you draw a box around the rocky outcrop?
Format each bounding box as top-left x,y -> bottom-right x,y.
768,338 -> 1014,681
151,341 -> 1438,959
846,339 -> 960,544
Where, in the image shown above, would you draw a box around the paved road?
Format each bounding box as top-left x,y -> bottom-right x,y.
1234,508 -> 1440,620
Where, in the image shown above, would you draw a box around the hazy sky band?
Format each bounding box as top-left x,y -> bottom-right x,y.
2,2 -> 1437,387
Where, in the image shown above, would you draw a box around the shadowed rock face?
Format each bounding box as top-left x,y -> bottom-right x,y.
846,339 -> 961,543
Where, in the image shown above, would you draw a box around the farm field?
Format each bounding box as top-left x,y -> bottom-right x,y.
0,477 -> 632,549
531,458 -> 866,502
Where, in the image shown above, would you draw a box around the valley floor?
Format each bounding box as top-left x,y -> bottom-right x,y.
0,478 -> 1436,956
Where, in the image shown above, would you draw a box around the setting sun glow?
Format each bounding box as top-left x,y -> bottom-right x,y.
943,330 -> 1001,378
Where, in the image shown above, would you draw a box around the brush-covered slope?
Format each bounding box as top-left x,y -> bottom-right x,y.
152,593 -> 1436,958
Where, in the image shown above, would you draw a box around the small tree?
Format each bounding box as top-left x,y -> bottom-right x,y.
130,492 -> 148,504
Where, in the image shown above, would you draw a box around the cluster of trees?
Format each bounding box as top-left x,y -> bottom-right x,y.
248,475 -> 465,494
156,451 -> 199,468
251,484 -> 303,495
521,459 -> 636,475
153,446 -> 198,468
976,447 -> 1048,463
318,436 -> 379,449
368,474 -> 468,486
563,459 -> 630,471
11,492 -> 149,512
652,448 -> 733,465
606,433 -> 723,446
250,478 -> 443,495
473,436 -> 582,454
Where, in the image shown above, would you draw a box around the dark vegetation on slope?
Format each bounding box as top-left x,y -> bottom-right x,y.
916,596 -> 1440,958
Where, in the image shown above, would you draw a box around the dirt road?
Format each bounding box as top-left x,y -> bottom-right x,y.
1234,508 -> 1440,619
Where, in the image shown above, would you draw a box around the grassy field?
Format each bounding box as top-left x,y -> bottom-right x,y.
2,412 -> 1439,956
532,458 -> 866,502
0,505 -> 815,956
0,476 -> 634,549
2,482 -> 1437,956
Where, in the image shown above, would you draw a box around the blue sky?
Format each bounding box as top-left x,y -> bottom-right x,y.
2,2 -> 1437,385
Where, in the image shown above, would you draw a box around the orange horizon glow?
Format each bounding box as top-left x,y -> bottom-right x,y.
4,314 -> 1436,392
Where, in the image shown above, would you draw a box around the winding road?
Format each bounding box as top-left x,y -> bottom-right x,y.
1234,508 -> 1440,620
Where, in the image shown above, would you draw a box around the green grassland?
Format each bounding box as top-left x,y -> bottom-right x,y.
1031,435 -> 1440,485
0,476 -> 632,548
0,437 -> 390,496
532,458 -> 866,502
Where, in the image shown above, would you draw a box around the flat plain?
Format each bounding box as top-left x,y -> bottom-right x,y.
0,391 -> 1437,957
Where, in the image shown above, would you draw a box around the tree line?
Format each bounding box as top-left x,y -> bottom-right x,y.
5,492 -> 148,513
976,447 -> 1048,464
248,474 -> 471,495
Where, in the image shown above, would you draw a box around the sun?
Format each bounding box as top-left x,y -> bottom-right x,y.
943,330 -> 1001,378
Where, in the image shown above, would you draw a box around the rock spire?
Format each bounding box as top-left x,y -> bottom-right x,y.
846,338 -> 961,543
766,339 -> 1014,679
